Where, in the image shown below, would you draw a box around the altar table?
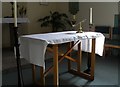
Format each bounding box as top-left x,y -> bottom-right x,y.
20,31 -> 105,86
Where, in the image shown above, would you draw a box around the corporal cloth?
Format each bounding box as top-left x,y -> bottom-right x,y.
19,31 -> 105,68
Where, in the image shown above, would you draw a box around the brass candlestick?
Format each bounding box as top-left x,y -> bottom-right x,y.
77,22 -> 83,33
76,19 -> 87,33
71,15 -> 86,33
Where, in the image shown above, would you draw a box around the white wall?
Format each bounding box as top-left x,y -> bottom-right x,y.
118,1 -> 120,14
27,2 -> 57,34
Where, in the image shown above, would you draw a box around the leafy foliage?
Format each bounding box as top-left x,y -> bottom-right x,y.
38,11 -> 72,32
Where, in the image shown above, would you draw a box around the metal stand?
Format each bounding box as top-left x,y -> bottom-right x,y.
13,27 -> 24,87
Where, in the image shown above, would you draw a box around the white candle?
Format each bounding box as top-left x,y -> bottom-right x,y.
14,0 -> 17,27
90,8 -> 93,24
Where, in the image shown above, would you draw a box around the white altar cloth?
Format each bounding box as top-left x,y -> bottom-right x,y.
20,31 -> 105,67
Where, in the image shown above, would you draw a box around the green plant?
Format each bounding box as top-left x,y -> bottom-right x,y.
18,5 -> 27,17
38,11 -> 72,32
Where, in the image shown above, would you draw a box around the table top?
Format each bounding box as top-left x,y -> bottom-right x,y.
21,31 -> 103,44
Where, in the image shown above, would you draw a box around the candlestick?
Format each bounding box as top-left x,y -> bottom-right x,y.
90,8 -> 92,24
78,22 -> 83,33
73,15 -> 76,20
14,0 -> 17,27
13,1 -> 24,86
79,22 -> 82,30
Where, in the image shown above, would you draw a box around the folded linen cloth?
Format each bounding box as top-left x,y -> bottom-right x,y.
19,31 -> 105,68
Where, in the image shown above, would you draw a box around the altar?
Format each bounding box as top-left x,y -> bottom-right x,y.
20,31 -> 105,86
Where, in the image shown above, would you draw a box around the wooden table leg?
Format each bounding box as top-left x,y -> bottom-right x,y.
32,64 -> 36,85
40,66 -> 45,86
77,42 -> 82,72
90,38 -> 96,80
53,44 -> 59,86
68,39 -> 96,81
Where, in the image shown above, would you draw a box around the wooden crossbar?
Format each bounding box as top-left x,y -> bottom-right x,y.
44,40 -> 80,76
105,44 -> 120,49
47,47 -> 77,62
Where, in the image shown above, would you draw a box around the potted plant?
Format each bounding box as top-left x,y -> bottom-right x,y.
38,11 -> 72,32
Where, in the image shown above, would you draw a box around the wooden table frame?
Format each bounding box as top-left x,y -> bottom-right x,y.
32,38 -> 96,86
